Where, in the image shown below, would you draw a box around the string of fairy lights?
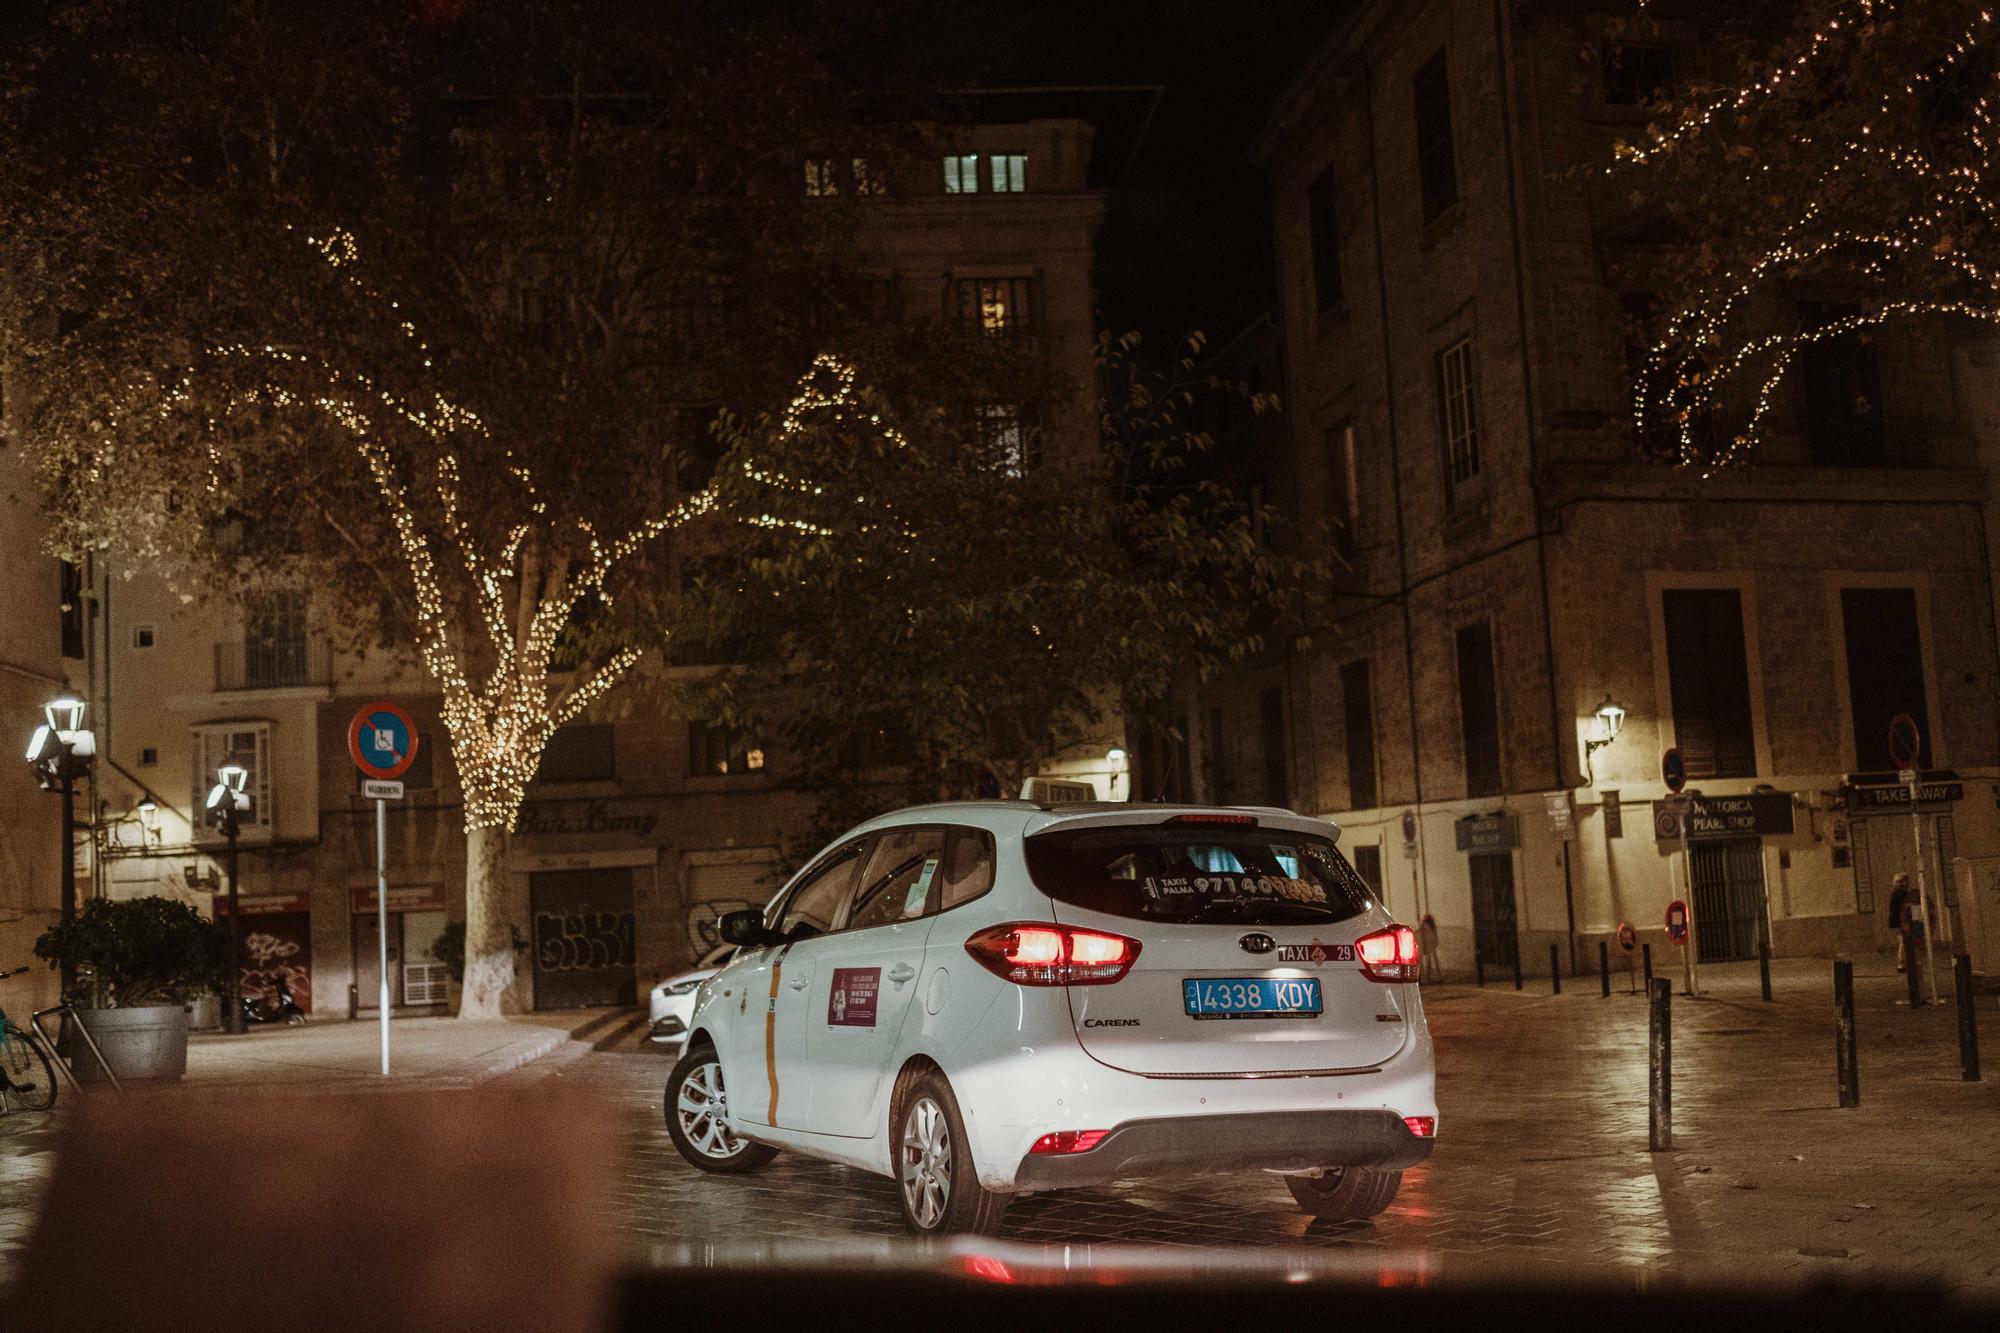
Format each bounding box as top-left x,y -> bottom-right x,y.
1616,1 -> 1998,473
177,230 -> 725,832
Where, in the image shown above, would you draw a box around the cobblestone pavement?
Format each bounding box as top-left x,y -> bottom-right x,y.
2,956 -> 1995,1294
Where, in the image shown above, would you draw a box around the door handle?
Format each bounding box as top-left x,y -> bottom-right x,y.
888,964 -> 916,984
786,978 -> 809,991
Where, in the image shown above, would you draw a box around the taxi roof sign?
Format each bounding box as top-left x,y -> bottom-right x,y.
1020,776 -> 1097,805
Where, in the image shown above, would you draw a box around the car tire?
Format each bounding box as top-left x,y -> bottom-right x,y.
1284,1166 -> 1402,1219
664,1043 -> 777,1174
892,1070 -> 1009,1236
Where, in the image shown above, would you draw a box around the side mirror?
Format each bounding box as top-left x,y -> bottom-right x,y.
719,909 -> 773,947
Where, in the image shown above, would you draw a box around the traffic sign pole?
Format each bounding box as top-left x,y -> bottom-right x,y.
378,795 -> 390,1076
1889,715 -> 1939,1006
1663,749 -> 1696,998
349,702 -> 419,1078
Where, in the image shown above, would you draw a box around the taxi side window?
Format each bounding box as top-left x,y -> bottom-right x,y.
938,828 -> 996,911
772,840 -> 868,941
844,827 -> 949,932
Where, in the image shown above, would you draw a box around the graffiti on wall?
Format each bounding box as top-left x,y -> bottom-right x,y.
533,909 -> 636,974
685,899 -> 758,956
242,922 -> 312,1013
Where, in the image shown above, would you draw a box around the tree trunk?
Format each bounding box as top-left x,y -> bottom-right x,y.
460,822 -> 516,1020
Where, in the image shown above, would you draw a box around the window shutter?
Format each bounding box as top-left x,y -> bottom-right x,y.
1662,589 -> 1756,778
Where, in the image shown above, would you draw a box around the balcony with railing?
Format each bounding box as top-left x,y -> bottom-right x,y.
213,639 -> 332,692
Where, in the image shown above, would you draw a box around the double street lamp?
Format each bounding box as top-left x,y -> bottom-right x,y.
26,694 -> 95,997
206,763 -> 254,1035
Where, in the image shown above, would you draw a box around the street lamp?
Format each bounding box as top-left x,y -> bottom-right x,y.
206,762 -> 254,1035
26,692 -> 95,997
1106,746 -> 1127,800
1583,695 -> 1627,785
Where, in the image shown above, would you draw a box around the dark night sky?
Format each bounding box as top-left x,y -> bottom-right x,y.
882,0 -> 1352,342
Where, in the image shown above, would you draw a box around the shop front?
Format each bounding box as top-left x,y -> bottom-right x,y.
213,890 -> 314,1015
1843,770 -> 1965,946
351,883 -> 450,1013
1649,791 -> 1791,963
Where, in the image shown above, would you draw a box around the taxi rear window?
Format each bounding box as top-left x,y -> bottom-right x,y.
1023,825 -> 1373,925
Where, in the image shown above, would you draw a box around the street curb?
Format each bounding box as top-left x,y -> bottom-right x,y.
466,1029 -> 569,1085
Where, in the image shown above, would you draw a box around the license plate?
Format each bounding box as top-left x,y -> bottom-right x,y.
1182,977 -> 1323,1020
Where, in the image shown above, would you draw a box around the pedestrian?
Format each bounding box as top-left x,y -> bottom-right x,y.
1419,913 -> 1442,983
1887,872 -> 1911,973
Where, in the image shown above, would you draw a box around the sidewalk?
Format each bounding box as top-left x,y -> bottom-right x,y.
167,1006 -> 643,1091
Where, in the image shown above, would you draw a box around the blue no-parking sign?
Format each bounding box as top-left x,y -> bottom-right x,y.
348,701 -> 418,781
1661,747 -> 1686,795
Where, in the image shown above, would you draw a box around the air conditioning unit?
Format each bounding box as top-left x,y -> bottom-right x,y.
1019,777 -> 1096,805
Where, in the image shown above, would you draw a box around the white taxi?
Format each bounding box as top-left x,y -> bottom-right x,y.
663,799 -> 1436,1234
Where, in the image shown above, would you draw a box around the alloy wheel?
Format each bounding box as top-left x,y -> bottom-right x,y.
899,1096 -> 953,1229
676,1059 -> 744,1160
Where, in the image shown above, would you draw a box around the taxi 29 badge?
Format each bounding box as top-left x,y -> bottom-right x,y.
1278,941 -> 1355,965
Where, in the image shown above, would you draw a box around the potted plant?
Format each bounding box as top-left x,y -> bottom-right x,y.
34,896 -> 228,1081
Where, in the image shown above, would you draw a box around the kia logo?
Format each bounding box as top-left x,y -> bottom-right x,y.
1239,933 -> 1276,955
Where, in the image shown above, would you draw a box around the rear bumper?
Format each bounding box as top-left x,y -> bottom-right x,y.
1013,1109 -> 1433,1190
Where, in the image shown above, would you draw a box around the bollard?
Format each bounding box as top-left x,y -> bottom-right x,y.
1512,947 -> 1523,992
1550,943 -> 1562,996
1834,959 -> 1859,1108
1642,942 -> 1653,990
1906,948 -> 1925,1009
1956,954 -> 1982,1083
1648,977 -> 1672,1151
1476,954 -> 1485,988
1759,940 -> 1772,1003
1600,941 -> 1611,998
348,983 -> 359,1022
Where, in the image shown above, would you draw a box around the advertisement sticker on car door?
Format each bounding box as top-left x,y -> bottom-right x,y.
828,967 -> 880,1027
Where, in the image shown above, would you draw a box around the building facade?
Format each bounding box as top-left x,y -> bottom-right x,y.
1242,0 -> 2000,979
0,400 -> 78,1015
75,94 -> 1143,1018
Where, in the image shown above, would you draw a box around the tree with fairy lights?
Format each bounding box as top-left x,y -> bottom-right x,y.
674,332 -> 1325,849
0,0 -> 919,1017
1613,0 -> 2000,472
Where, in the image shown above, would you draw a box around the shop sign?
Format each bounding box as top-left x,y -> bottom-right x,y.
1455,813 -> 1520,853
351,884 -> 448,915
1602,790 -> 1624,839
1648,792 -> 1794,842
1843,770 -> 1963,813
514,799 -> 659,839
1544,793 -> 1576,842
213,891 -> 312,917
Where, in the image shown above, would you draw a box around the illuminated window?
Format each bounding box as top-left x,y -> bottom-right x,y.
804,157 -> 838,196
955,277 -> 1036,339
689,720 -> 766,777
977,402 -> 1035,474
989,153 -> 1026,192
942,154 -> 979,193
191,723 -> 273,842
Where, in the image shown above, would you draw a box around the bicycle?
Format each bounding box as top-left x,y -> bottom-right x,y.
0,966 -> 60,1113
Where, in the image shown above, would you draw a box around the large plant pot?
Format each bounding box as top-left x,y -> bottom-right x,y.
185,994 -> 222,1032
69,1005 -> 190,1083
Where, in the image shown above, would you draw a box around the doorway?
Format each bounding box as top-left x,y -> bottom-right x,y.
529,867 -> 638,1009
1689,838 -> 1766,963
1468,853 -> 1518,971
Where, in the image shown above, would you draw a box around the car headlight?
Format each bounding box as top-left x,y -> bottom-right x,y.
661,977 -> 703,996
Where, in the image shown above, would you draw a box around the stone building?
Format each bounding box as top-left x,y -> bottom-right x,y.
1237,0 -> 2000,979
72,89 -> 1151,1018
0,399 -> 78,1014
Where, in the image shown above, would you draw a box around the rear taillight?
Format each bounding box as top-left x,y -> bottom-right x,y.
1029,1129 -> 1109,1154
1403,1116 -> 1436,1138
1355,925 -> 1420,982
964,923 -> 1143,986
